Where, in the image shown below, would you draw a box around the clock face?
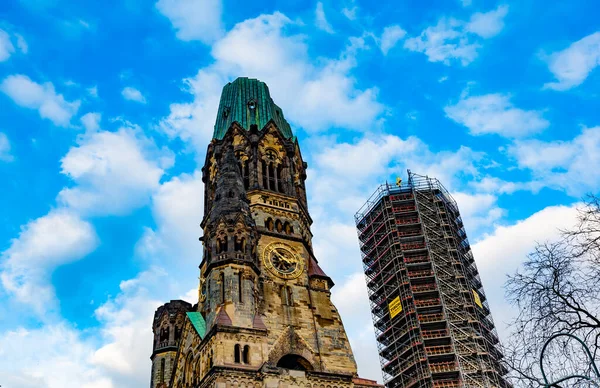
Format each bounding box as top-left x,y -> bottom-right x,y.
262,242 -> 304,279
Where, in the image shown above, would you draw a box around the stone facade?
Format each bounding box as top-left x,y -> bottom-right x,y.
149,78 -> 382,388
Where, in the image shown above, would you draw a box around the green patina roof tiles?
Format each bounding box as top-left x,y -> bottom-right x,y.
186,312 -> 206,339
212,77 -> 294,140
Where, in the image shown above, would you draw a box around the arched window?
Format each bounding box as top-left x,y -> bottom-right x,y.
209,350 -> 213,368
217,237 -> 228,254
284,222 -> 293,235
262,160 -> 268,188
234,344 -> 241,363
243,345 -> 250,364
276,165 -> 283,193
266,218 -> 274,231
185,353 -> 193,384
160,358 -> 165,382
277,354 -> 313,371
243,160 -> 250,189
238,272 -> 243,303
283,286 -> 293,306
275,220 -> 283,233
220,272 -> 225,303
268,163 -> 275,191
234,236 -> 243,252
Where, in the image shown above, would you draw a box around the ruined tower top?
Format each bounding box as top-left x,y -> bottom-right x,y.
213,77 -> 293,140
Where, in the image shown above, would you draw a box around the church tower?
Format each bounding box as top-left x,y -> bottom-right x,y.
154,77 -> 381,388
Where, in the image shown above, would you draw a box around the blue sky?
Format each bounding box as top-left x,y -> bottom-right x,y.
0,0 -> 599,386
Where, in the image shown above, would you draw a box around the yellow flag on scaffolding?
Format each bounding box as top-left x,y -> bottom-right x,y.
472,290 -> 483,308
388,296 -> 403,318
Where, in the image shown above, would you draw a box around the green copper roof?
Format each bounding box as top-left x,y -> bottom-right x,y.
186,312 -> 206,339
213,77 -> 293,140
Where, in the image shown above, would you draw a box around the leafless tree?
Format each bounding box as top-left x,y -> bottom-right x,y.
505,195 -> 600,387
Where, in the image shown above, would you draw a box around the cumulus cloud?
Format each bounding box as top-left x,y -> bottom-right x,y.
445,93 -> 549,137
0,323 -> 114,388
404,6 -> 509,66
342,6 -> 358,20
0,131 -> 14,162
57,127 -> 173,216
156,0 -> 223,44
472,204 -> 579,339
0,268 -> 169,388
0,210 -> 99,316
332,273 -> 381,381
159,12 -> 384,151
508,126 -> 600,195
0,74 -> 81,126
466,5 -> 509,38
136,171 -> 204,271
121,86 -> 147,103
379,25 -> 407,55
0,29 -> 27,61
92,270 -> 165,386
315,2 -> 334,33
452,192 -> 503,238
80,112 -> 101,132
0,29 -> 15,61
543,31 -> 600,91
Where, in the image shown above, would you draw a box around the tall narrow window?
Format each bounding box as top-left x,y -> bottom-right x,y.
266,218 -> 274,231
234,344 -> 241,363
276,165 -> 283,193
220,272 -> 225,303
243,345 -> 250,364
238,272 -> 243,303
160,358 -> 165,382
283,286 -> 293,306
243,160 -> 250,189
268,163 -> 275,191
262,160 -> 268,188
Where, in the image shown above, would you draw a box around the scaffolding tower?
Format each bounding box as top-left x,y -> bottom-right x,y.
355,171 -> 512,388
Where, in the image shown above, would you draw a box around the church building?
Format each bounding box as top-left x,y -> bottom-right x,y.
149,77 -> 381,388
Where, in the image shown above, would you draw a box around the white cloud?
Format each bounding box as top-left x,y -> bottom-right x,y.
136,171 -> 204,272
0,131 -> 14,162
379,25 -> 406,55
315,2 -> 334,33
452,192 -> 503,238
0,324 -> 114,388
80,112 -> 101,132
508,126 -> 600,195
0,210 -> 99,316
543,31 -> 600,91
0,269 -> 168,388
121,86 -> 146,103
445,93 -> 549,137
0,74 -> 81,126
87,85 -> 98,97
0,29 -> 15,61
342,6 -> 358,20
57,127 -> 173,216
156,0 -> 223,44
160,12 -> 384,149
404,7 -> 508,66
332,273 -> 382,382
466,5 -> 509,38
15,33 -> 28,53
92,270 -> 164,386
472,204 -> 579,340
